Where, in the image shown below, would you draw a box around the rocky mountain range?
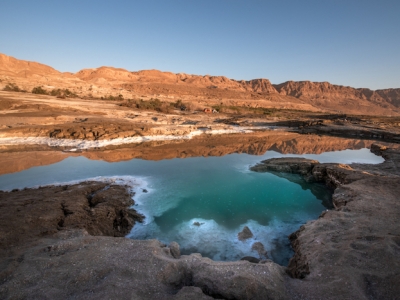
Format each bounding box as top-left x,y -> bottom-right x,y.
1,53 -> 399,115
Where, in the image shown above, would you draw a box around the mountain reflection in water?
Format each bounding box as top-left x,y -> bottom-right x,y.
0,133 -> 383,265
0,131 -> 376,175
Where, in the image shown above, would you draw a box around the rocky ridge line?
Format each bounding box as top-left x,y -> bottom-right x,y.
1,53 -> 400,115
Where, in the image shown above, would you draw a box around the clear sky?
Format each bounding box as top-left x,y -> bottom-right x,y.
1,0 -> 399,89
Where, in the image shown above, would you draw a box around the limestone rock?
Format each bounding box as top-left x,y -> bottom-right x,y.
173,286 -> 214,300
169,241 -> 181,259
251,242 -> 268,259
250,157 -> 319,177
193,221 -> 204,226
238,226 -> 253,241
240,256 -> 260,263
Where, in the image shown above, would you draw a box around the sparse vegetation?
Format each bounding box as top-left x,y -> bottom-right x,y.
3,83 -> 26,92
118,98 -> 183,113
32,86 -> 48,95
135,98 -> 169,112
170,99 -> 189,111
101,94 -> 124,100
211,104 -> 278,115
50,88 -> 78,98
171,99 -> 183,108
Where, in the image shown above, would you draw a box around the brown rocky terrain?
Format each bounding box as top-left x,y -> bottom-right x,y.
1,52 -> 400,299
0,181 -> 288,299
0,182 -> 143,250
1,89 -> 399,151
1,53 -> 400,115
1,53 -> 400,151
250,143 -> 400,299
1,144 -> 400,299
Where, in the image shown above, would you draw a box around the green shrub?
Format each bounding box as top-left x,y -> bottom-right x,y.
135,98 -> 171,113
171,99 -> 183,108
211,104 -> 278,115
170,99 -> 189,111
102,94 -> 124,101
32,86 -> 48,95
50,89 -> 62,96
3,83 -> 24,92
50,88 -> 78,98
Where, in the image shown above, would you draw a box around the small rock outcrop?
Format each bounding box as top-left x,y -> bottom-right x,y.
251,242 -> 268,259
169,241 -> 181,259
238,226 -> 253,241
240,256 -> 260,263
193,221 -> 204,226
0,182 -> 144,251
250,157 -> 319,182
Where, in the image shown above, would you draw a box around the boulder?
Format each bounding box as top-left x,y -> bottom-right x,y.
238,226 -> 253,241
251,242 -> 268,259
169,241 -> 181,259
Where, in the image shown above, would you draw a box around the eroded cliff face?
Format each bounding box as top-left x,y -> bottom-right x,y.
376,88 -> 400,107
274,80 -> 400,113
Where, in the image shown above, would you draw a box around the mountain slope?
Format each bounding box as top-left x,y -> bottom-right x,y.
0,53 -> 399,115
0,53 -> 61,77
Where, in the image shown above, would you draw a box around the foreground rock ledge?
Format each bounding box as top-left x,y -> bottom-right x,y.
1,144 -> 400,299
251,143 -> 400,299
0,182 -> 287,300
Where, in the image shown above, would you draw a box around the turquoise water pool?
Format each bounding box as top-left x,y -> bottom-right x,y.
0,148 -> 383,265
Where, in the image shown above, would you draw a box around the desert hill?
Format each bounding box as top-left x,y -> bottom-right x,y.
1,53 -> 399,115
0,53 -> 60,77
75,66 -> 277,93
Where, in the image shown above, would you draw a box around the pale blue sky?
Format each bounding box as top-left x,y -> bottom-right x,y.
1,0 -> 399,89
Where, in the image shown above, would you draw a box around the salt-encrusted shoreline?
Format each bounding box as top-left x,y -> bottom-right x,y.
0,127 -> 274,149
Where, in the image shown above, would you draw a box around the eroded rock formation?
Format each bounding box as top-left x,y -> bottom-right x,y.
251,144 -> 400,299
0,182 -> 288,300
238,226 -> 254,241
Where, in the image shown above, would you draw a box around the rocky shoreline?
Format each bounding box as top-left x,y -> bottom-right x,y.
0,144 -> 399,299
0,181 -> 288,299
2,52 -> 400,299
251,143 -> 400,299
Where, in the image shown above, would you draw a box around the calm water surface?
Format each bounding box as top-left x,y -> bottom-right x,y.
0,148 -> 383,265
